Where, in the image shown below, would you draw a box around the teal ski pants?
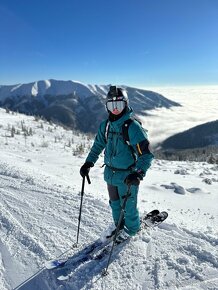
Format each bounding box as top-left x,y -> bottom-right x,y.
107,183 -> 140,236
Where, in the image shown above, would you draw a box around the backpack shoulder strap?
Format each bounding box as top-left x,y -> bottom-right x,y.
122,118 -> 138,162
122,117 -> 144,144
122,118 -> 134,145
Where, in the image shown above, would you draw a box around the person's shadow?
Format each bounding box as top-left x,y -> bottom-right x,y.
13,239 -> 129,290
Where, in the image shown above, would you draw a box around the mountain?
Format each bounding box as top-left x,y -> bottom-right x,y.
161,120 -> 218,150
0,79 -> 180,133
155,120 -> 218,163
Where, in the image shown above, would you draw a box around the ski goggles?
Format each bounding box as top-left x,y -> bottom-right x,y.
106,100 -> 126,112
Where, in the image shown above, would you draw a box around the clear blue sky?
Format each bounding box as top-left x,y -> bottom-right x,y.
0,0 -> 218,87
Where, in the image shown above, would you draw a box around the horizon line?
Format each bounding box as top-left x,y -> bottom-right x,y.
1,78 -> 218,89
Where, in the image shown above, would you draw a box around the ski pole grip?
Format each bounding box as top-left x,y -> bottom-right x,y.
86,174 -> 91,184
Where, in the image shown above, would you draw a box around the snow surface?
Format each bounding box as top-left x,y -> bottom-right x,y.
0,106 -> 217,290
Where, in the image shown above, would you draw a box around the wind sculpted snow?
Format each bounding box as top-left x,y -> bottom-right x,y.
0,108 -> 217,290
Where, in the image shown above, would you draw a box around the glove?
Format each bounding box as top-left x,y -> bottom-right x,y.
124,171 -> 144,186
80,162 -> 94,178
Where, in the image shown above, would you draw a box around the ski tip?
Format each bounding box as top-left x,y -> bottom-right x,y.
161,211 -> 169,217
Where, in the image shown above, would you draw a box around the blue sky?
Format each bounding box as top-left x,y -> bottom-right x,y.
0,0 -> 218,87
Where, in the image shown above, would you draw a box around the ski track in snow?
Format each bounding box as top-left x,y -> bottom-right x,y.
38,224 -> 218,290
1,164 -> 217,290
0,107 -> 217,290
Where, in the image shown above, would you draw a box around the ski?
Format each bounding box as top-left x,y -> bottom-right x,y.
55,209 -> 168,280
45,238 -> 110,270
56,239 -> 128,281
143,211 -> 168,228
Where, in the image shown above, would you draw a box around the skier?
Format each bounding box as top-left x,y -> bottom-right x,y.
80,86 -> 154,242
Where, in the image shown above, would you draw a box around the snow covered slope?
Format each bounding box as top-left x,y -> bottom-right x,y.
0,108 -> 217,290
0,79 -> 180,133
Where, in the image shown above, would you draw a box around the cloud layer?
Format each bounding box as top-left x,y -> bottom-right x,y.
140,86 -> 218,147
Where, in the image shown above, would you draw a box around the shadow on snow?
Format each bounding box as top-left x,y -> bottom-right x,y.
14,240 -> 128,290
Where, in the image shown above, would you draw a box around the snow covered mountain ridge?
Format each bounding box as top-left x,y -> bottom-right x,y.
0,79 -> 108,100
0,79 -> 180,133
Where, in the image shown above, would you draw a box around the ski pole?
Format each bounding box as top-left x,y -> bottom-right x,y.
74,174 -> 91,247
102,185 -> 131,276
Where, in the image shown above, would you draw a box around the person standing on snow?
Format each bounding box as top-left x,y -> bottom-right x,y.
80,86 -> 154,242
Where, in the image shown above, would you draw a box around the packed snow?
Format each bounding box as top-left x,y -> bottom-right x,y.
0,93 -> 217,290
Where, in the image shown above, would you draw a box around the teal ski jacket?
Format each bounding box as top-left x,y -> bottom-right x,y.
86,108 -> 154,184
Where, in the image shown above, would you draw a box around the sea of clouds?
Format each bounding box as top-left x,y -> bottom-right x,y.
140,86 -> 218,147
